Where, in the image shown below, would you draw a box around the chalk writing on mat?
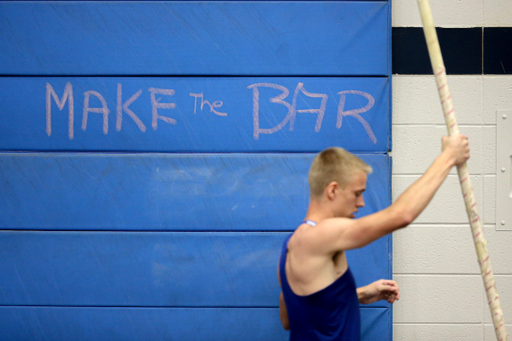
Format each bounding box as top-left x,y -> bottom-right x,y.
46,82 -> 376,143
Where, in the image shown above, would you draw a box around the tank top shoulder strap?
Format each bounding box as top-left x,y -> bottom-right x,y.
302,220 -> 317,226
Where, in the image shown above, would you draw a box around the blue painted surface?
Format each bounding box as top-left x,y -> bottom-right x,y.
0,2 -> 389,76
0,1 -> 392,340
0,231 -> 389,308
0,153 -> 389,230
0,77 -> 389,152
0,307 -> 387,341
0,307 -> 290,341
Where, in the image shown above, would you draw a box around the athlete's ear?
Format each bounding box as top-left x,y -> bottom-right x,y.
325,181 -> 338,200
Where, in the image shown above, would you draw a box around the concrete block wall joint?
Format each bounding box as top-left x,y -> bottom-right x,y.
417,0 -> 508,340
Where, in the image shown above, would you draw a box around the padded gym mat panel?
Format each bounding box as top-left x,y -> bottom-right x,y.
0,307 -> 289,341
0,153 -> 389,230
0,77 -> 389,152
0,231 -> 390,308
0,306 -> 388,341
0,2 -> 389,76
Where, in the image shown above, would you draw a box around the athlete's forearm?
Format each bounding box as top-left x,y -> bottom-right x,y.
356,284 -> 375,304
356,285 -> 369,304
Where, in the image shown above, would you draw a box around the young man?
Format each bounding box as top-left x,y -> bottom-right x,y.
278,134 -> 470,340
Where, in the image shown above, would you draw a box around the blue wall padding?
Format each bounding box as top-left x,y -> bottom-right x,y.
361,308 -> 391,341
0,153 -> 389,230
0,231 -> 389,308
0,1 -> 392,340
0,77 -> 389,152
0,307 -> 388,341
0,2 -> 389,76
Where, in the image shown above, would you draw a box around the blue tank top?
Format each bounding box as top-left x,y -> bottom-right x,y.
280,232 -> 361,341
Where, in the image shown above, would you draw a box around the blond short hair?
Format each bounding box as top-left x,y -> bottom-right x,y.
308,147 -> 372,198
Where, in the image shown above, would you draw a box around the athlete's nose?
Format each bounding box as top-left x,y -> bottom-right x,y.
357,194 -> 365,208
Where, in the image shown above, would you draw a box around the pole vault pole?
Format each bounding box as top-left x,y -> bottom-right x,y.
417,1 -> 508,340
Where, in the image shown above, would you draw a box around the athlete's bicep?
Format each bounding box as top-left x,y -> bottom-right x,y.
315,207 -> 408,252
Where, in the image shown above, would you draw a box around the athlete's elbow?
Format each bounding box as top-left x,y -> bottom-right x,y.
280,310 -> 290,330
279,292 -> 290,330
400,209 -> 415,227
390,206 -> 414,229
281,319 -> 290,330
400,213 -> 414,228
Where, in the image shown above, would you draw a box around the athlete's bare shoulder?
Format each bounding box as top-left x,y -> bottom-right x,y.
287,222 -> 312,251
289,218 -> 353,255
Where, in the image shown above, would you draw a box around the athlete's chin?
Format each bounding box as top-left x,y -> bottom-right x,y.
350,214 -> 356,219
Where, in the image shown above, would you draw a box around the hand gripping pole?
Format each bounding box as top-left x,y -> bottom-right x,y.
417,1 -> 508,340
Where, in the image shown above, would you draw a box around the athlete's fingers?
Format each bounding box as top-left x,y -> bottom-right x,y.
385,280 -> 398,287
379,279 -> 398,288
379,283 -> 399,294
385,291 -> 400,303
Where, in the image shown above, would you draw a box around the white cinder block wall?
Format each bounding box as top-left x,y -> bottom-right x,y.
392,0 -> 512,339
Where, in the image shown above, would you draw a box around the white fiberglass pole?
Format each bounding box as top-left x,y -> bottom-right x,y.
417,1 -> 508,340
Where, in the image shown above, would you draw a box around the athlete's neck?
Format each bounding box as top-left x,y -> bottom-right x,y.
304,198 -> 334,223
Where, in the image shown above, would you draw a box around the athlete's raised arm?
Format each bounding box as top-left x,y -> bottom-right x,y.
305,134 -> 470,254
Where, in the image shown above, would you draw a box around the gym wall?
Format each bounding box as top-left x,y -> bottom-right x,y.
0,1 -> 393,340
392,0 -> 512,339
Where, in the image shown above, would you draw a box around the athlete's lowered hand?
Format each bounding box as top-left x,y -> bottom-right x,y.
357,279 -> 400,305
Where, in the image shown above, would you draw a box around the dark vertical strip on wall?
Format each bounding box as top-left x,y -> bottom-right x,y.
393,27 -> 512,75
484,27 -> 512,74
